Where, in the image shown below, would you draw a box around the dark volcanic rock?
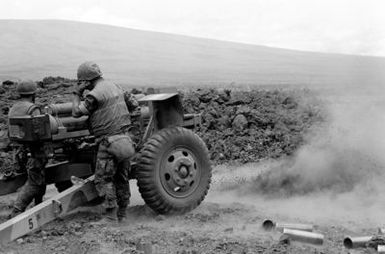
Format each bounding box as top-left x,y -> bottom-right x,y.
183,88 -> 325,165
232,114 -> 248,131
2,80 -> 16,87
0,77 -> 325,173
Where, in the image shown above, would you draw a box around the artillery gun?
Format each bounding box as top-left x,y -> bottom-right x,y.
0,93 -> 211,243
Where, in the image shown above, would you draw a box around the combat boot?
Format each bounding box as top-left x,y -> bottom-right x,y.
105,207 -> 118,221
117,206 -> 127,222
91,207 -> 118,226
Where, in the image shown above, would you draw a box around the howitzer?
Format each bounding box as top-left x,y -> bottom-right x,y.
0,93 -> 211,243
6,93 -> 203,188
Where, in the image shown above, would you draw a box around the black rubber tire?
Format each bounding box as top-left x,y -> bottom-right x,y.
136,127 -> 212,214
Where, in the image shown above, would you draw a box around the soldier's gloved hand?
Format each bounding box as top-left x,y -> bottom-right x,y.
73,81 -> 88,96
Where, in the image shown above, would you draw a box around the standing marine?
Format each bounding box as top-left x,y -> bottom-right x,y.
72,61 -> 138,222
8,80 -> 48,217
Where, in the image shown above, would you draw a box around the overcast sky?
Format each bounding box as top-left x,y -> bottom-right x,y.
1,0 -> 385,56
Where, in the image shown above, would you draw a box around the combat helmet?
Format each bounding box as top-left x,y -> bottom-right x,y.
77,61 -> 103,81
16,80 -> 37,95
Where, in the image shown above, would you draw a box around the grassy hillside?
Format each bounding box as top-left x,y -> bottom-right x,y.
0,20 -> 384,89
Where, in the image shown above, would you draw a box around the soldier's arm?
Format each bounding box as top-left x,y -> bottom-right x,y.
72,94 -> 98,118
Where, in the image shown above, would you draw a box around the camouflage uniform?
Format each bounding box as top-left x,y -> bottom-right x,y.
8,100 -> 47,213
73,75 -> 137,218
12,145 -> 28,174
13,144 -> 47,210
94,137 -> 132,210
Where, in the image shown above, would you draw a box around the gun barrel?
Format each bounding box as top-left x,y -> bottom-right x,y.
50,116 -> 89,134
47,103 -> 73,116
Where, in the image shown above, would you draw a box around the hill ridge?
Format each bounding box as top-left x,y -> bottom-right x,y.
0,19 -> 384,88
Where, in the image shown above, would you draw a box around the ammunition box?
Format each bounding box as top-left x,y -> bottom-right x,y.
8,114 -> 52,142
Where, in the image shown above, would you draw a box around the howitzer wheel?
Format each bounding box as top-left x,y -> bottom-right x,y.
136,127 -> 212,214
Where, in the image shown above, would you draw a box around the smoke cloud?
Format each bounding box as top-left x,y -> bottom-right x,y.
252,94 -> 385,196
209,91 -> 385,226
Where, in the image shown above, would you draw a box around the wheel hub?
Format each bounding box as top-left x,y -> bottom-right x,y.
178,165 -> 189,178
172,157 -> 195,186
161,148 -> 199,196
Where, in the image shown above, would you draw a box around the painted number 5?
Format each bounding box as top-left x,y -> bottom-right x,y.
28,218 -> 34,230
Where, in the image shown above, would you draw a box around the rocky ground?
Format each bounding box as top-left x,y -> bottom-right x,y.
0,78 -> 383,253
0,77 -> 325,171
0,164 -> 383,254
182,87 -> 325,164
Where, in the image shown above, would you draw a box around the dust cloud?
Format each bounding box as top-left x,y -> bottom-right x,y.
208,91 -> 385,227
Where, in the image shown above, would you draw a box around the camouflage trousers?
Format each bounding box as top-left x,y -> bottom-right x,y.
12,145 -> 29,174
13,145 -> 47,213
94,135 -> 134,209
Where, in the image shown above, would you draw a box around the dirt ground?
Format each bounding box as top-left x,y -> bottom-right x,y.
1,78 -> 385,253
0,161 -> 382,254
